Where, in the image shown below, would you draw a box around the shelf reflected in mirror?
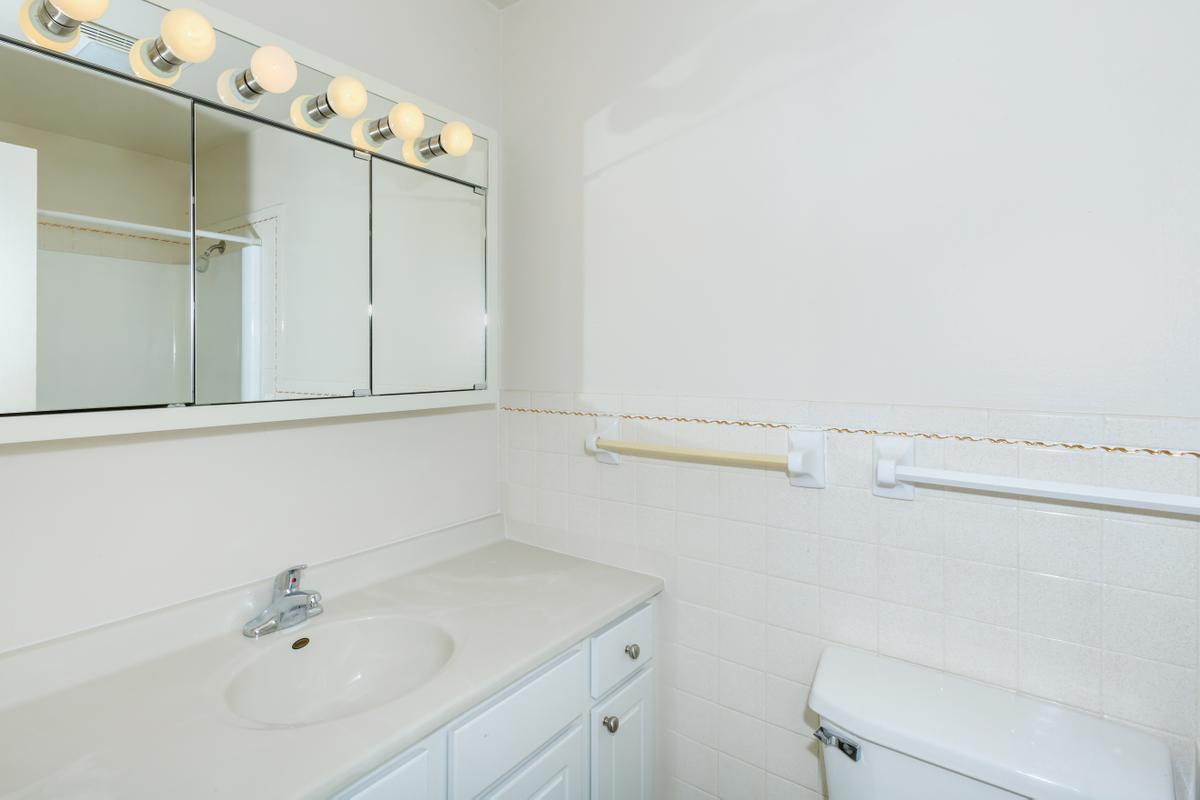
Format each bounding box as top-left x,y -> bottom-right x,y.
0,41 -> 191,415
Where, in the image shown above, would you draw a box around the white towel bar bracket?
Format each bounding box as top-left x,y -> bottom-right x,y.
587,418 -> 621,465
787,430 -> 826,488
874,436 -> 916,500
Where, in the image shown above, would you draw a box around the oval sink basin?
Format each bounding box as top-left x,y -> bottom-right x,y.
226,616 -> 454,726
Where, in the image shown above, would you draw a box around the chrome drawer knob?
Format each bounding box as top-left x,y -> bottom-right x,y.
625,643 -> 641,660
603,715 -> 620,734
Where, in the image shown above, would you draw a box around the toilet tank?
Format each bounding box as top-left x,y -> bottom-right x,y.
808,647 -> 1174,800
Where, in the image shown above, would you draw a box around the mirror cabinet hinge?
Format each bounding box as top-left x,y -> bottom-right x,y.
473,186 -> 487,196
168,403 -> 187,408
473,382 -> 488,390
353,389 -> 370,397
353,150 -> 371,161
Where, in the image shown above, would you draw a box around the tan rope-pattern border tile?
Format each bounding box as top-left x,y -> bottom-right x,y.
38,220 -> 188,247
500,406 -> 1200,459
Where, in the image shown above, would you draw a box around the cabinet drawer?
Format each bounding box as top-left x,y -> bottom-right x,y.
450,647 -> 586,799
590,604 -> 655,698
333,731 -> 446,799
483,722 -> 585,800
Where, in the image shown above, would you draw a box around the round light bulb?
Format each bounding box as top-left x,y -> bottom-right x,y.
326,75 -> 368,117
388,102 -> 425,141
53,0 -> 108,21
440,121 -> 474,157
160,8 -> 215,64
249,45 -> 296,94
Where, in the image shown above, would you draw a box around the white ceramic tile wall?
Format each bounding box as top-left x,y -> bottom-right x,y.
501,393 -> 1200,800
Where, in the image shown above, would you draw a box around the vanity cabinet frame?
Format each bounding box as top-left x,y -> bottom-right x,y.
334,601 -> 657,800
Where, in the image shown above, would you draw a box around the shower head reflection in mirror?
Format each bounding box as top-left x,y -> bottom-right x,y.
196,240 -> 225,274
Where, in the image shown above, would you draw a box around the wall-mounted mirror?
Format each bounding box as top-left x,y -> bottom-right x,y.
0,42 -> 191,415
194,106 -> 370,404
371,160 -> 487,394
0,27 -> 494,443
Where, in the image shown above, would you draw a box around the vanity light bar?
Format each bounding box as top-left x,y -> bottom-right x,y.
17,2 -> 477,164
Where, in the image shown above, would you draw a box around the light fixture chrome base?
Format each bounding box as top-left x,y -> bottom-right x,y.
290,93 -> 337,132
402,139 -> 430,168
18,0 -> 80,53
130,36 -> 182,86
351,116 -> 398,152
364,117 -> 395,146
414,134 -> 449,161
350,119 -> 380,152
289,95 -> 326,132
36,0 -> 76,34
217,68 -> 262,111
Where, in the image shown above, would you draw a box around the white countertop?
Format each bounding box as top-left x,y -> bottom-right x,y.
0,538 -> 663,798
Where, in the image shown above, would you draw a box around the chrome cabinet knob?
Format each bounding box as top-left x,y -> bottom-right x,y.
625,643 -> 641,660
603,715 -> 620,734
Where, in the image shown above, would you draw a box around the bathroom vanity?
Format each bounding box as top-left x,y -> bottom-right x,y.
0,518 -> 663,798
336,602 -> 656,799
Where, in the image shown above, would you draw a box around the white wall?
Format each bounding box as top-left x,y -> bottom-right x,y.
201,0 -> 503,128
500,0 -> 1200,420
499,2 -> 1200,799
0,408 -> 499,654
0,0 -> 504,654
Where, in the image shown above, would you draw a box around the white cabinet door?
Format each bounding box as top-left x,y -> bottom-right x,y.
334,731 -> 447,799
590,667 -> 655,800
483,723 -> 585,800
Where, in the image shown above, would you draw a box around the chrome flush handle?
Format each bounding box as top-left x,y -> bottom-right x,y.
814,726 -> 861,762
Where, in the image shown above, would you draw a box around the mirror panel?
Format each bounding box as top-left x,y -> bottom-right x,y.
371,159 -> 486,394
0,42 -> 191,414
194,106 -> 370,404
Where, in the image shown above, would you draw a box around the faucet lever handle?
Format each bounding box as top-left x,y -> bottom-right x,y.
273,564 -> 309,596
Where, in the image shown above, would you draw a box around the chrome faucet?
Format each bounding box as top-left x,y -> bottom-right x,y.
243,565 -> 323,639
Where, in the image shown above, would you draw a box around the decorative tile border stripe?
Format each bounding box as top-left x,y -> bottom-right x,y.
500,406 -> 1200,459
38,220 -> 187,247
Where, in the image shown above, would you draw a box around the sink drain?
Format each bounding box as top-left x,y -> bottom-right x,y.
291,637 -> 310,650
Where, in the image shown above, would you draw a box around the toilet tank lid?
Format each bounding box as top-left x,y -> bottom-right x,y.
808,647 -> 1173,800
